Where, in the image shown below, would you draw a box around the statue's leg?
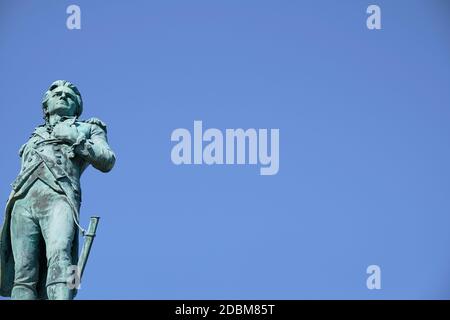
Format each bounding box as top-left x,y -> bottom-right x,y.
39,193 -> 76,300
10,200 -> 41,300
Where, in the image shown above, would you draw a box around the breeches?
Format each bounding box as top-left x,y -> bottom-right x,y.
10,179 -> 76,299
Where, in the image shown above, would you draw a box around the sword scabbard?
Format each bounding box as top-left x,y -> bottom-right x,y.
77,216 -> 100,281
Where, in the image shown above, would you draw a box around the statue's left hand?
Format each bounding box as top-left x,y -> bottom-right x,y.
53,120 -> 82,144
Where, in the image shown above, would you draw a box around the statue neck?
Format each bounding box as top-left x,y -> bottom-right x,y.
48,114 -> 62,126
47,114 -> 77,127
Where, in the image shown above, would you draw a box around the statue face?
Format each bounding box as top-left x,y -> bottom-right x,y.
46,86 -> 79,117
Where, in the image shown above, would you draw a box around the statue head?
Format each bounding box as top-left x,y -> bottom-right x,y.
42,80 -> 83,123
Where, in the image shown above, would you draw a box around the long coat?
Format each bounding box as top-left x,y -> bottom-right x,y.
0,117 -> 115,298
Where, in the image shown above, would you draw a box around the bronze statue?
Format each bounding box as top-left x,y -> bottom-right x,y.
0,80 -> 115,299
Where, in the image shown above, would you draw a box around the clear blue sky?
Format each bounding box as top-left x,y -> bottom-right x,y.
1,0 -> 450,299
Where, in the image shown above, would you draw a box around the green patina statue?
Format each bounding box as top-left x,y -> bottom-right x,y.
0,80 -> 116,300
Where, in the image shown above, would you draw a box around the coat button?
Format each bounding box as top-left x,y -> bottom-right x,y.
56,160 -> 62,165
28,158 -> 32,162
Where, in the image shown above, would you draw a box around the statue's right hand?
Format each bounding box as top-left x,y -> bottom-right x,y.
53,121 -> 80,145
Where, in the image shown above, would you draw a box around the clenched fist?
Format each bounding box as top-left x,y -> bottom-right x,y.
53,119 -> 83,145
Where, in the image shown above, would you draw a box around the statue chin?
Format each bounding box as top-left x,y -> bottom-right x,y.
49,105 -> 76,117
